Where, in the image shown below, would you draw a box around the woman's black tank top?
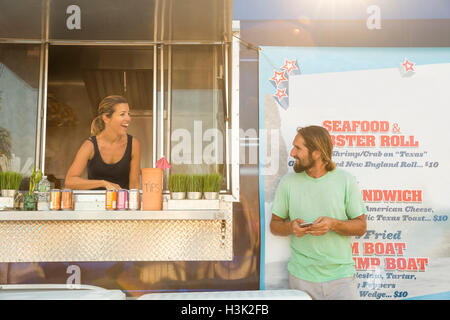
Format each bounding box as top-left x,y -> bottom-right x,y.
87,134 -> 132,190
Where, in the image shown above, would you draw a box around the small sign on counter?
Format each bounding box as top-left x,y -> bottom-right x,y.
142,168 -> 163,210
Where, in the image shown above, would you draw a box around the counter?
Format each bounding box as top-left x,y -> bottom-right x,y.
0,200 -> 233,263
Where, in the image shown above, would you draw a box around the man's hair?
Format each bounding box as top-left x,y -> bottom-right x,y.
296,125 -> 336,171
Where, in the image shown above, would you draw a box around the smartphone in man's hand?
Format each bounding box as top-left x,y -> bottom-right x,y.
299,222 -> 313,228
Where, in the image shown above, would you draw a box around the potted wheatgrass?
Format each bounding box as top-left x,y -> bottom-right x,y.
203,173 -> 222,200
0,171 -> 23,198
186,174 -> 203,200
169,173 -> 187,200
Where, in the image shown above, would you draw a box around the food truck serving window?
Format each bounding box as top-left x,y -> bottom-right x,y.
42,43 -> 236,196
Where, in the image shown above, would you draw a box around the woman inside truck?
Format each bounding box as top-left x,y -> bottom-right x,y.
65,95 -> 141,190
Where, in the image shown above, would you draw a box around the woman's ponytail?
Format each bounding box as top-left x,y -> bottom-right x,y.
90,115 -> 105,136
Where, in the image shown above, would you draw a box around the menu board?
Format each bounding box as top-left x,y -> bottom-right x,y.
259,47 -> 450,299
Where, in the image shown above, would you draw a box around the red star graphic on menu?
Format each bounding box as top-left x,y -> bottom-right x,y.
281,60 -> 298,73
274,88 -> 287,100
271,70 -> 287,86
402,59 -> 415,72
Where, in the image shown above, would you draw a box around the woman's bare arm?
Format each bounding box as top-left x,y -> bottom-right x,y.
64,140 -> 119,190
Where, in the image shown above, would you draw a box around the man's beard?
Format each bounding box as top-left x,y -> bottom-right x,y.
293,153 -> 315,173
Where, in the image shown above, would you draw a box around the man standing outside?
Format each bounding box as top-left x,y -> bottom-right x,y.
270,125 -> 367,300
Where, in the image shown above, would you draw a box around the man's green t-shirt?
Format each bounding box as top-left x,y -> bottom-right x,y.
271,168 -> 366,283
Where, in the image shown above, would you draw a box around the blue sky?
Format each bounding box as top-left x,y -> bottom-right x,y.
233,0 -> 450,20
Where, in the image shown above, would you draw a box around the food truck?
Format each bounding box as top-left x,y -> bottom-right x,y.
3,0 -> 448,302
0,0 -> 267,299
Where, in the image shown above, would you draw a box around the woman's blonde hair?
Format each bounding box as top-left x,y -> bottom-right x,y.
90,95 -> 128,136
297,125 -> 336,171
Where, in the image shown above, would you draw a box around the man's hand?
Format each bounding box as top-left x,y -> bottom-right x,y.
307,215 -> 367,237
290,218 -> 313,238
270,215 -> 312,237
307,216 -> 336,236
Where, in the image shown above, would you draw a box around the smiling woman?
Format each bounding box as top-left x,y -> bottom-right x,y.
64,95 -> 141,190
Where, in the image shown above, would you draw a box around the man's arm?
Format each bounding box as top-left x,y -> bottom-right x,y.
270,214 -> 311,238
308,214 -> 367,237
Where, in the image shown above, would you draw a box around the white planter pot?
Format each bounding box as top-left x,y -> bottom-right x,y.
187,192 -> 202,200
1,189 -> 17,198
170,192 -> 186,200
203,192 -> 219,200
